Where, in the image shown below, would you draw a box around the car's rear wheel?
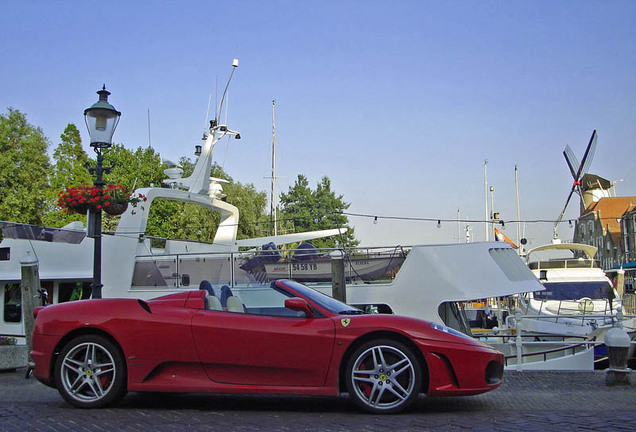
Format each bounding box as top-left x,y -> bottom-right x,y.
54,334 -> 126,408
345,339 -> 422,414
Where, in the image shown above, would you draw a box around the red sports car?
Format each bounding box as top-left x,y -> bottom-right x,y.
31,279 -> 503,414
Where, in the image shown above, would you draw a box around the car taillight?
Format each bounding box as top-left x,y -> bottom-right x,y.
33,307 -> 43,319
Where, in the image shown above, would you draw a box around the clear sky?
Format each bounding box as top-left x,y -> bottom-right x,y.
1,1 -> 634,248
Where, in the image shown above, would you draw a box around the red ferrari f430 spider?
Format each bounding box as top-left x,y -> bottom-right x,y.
31,279 -> 503,414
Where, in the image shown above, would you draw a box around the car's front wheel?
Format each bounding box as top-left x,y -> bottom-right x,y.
54,334 -> 127,408
345,339 -> 422,414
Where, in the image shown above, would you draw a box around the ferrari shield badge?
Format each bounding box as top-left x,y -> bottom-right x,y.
341,318 -> 351,327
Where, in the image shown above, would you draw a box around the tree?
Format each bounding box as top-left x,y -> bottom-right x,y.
225,181 -> 267,240
103,144 -> 165,192
279,175 -> 358,248
42,124 -> 92,227
0,108 -> 50,225
98,144 -> 167,232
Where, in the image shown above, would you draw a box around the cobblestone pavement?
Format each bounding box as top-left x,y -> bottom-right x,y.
0,368 -> 634,431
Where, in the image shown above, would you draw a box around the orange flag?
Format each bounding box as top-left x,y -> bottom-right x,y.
494,227 -> 518,249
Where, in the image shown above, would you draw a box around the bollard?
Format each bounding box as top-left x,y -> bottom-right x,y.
515,309 -> 523,372
604,327 -> 631,386
615,268 -> 625,299
330,250 -> 346,303
20,251 -> 40,374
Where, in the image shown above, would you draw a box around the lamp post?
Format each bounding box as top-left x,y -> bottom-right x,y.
84,85 -> 120,299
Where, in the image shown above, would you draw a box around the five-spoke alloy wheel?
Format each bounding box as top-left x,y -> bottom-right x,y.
346,339 -> 422,414
54,334 -> 126,408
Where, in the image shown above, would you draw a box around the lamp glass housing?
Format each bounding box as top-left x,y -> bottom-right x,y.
84,87 -> 120,149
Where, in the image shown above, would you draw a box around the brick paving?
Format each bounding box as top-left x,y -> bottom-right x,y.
0,368 -> 634,431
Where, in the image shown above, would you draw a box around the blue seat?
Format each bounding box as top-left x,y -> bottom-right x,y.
199,280 -> 215,296
220,285 -> 233,308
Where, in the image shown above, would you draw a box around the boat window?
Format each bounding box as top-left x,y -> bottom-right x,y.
131,260 -> 171,288
533,281 -> 614,301
58,282 -> 92,303
37,281 -> 54,306
488,247 -> 537,282
3,283 -> 21,323
437,302 -> 472,336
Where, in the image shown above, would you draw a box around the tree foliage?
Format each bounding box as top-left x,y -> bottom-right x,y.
225,181 -> 268,240
279,175 -> 357,248
43,124 -> 92,227
103,144 -> 165,191
0,109 -> 50,225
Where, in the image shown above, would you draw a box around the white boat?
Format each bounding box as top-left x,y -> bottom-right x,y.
517,242 -> 635,338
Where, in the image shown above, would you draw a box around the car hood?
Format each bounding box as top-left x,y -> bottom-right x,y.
332,313 -> 492,349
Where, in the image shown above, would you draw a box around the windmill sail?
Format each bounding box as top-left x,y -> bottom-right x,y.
553,130 -> 597,239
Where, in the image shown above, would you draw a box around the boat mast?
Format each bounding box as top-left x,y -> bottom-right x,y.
484,160 -> 489,241
164,59 -> 240,194
515,165 -> 522,255
270,100 -> 278,236
147,109 -> 152,148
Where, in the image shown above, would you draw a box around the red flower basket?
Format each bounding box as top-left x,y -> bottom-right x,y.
58,184 -> 147,215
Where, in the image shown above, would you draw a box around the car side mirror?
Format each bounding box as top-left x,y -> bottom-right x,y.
285,297 -> 314,318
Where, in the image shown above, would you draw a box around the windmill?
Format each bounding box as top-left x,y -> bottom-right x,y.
553,130 -> 597,240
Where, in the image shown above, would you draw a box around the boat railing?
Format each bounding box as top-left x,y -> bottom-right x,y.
528,296 -> 620,327
269,245 -> 408,259
130,245 -> 410,290
500,310 -> 636,370
501,337 -> 636,368
528,258 -> 600,270
0,221 -> 86,244
513,308 -> 635,330
502,339 -> 594,368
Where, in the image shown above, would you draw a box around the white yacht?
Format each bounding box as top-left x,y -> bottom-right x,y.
518,242 -> 633,338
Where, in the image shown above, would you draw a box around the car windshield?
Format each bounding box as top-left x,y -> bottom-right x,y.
533,281 -> 614,301
278,280 -> 363,315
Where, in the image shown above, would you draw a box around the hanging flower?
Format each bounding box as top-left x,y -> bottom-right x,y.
58,184 -> 147,215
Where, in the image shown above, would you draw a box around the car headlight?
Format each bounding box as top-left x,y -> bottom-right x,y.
430,322 -> 474,341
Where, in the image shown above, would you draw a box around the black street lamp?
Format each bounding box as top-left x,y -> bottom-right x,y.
84,85 -> 120,299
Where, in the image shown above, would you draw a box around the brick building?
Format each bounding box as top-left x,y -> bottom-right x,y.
620,206 -> 636,263
573,197 -> 636,269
